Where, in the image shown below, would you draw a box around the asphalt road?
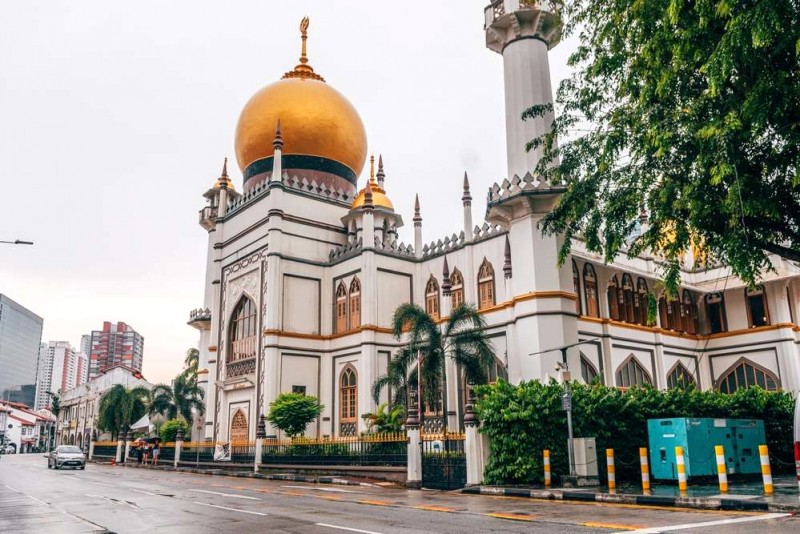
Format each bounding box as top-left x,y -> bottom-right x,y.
0,454 -> 797,533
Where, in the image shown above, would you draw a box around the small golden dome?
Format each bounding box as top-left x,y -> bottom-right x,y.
351,155 -> 394,210
234,18 -> 367,192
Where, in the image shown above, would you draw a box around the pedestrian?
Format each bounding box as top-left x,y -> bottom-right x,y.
142,444 -> 150,465
136,444 -> 144,464
152,441 -> 160,465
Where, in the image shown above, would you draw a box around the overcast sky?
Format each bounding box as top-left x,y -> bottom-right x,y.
0,1 -> 577,385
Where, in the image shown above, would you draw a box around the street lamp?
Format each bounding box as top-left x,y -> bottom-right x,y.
0,239 -> 34,245
530,338 -> 600,477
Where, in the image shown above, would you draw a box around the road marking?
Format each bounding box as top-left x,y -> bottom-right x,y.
358,499 -> 393,506
63,511 -> 106,532
282,485 -> 358,493
192,501 -> 267,516
614,513 -> 791,534
26,495 -> 49,506
4,485 -> 21,493
585,522 -> 642,530
189,489 -> 261,500
414,505 -> 457,512
486,512 -> 535,522
314,523 -> 384,534
131,489 -> 159,496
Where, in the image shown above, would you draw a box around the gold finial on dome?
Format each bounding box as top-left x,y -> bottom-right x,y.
369,155 -> 376,183
283,17 -> 325,82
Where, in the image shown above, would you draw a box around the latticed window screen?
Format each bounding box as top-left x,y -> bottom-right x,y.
340,366 -> 357,426
230,409 -> 248,443
229,296 -> 257,363
450,269 -> 464,309
607,276 -> 621,321
583,263 -> 599,317
425,276 -> 440,319
349,277 -> 361,329
667,363 -> 696,389
615,356 -> 652,387
718,360 -> 778,393
477,259 -> 495,310
335,281 -> 348,333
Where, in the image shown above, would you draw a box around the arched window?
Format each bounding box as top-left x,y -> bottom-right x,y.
425,275 -> 440,320
580,354 -> 599,384
349,277 -> 361,330
667,362 -> 696,389
705,292 -> 727,333
746,285 -> 770,328
583,264 -> 599,317
615,355 -> 652,388
717,359 -> 779,393
477,259 -> 496,310
228,296 -> 257,363
607,275 -> 622,321
339,366 -> 358,436
230,409 -> 248,443
634,278 -> 649,325
682,290 -> 698,334
335,281 -> 348,333
621,274 -> 635,323
450,269 -> 464,309
572,260 -> 582,315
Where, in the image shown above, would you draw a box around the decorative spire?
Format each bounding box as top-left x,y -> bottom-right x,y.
363,178 -> 374,210
273,120 -> 283,151
221,157 -> 228,178
282,17 -> 325,82
376,155 -> 385,188
503,235 -> 512,279
442,256 -> 452,295
413,194 -> 422,226
369,154 -> 376,184
462,171 -> 472,205
217,157 -> 231,189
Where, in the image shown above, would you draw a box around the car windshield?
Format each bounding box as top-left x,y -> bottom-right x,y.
58,446 -> 82,454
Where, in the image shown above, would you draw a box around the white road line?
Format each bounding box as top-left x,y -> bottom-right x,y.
189,488 -> 261,500
26,495 -> 48,506
615,513 -> 792,534
192,501 -> 267,516
315,524 -> 384,534
131,489 -> 159,496
4,485 -> 21,493
62,511 -> 106,532
281,485 -> 359,493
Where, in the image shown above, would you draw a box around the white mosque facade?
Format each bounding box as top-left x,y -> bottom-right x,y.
191,2 -> 800,443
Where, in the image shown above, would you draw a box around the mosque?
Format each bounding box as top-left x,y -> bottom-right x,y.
190,3 -> 800,443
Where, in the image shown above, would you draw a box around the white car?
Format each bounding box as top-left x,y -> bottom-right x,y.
48,445 -> 86,470
1,445 -> 15,454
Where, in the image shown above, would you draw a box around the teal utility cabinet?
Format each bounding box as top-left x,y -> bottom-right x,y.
648,418 -> 765,480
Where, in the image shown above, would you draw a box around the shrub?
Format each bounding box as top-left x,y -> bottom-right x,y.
267,393 -> 324,437
160,419 -> 190,443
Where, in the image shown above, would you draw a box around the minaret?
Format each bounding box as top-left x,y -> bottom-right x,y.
413,194 -> 423,258
462,172 -> 473,243
271,120 -> 283,182
376,155 -> 385,189
363,179 -> 375,246
217,158 -> 229,217
484,1 -> 561,178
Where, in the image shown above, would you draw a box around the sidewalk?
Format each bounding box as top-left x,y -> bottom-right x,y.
463,476 -> 800,513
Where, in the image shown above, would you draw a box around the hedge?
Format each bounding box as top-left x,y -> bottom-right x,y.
474,380 -> 796,486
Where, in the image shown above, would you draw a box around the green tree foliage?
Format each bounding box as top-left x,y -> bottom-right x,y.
372,303 -> 495,412
267,393 -> 323,438
46,391 -> 60,418
96,385 -> 151,440
183,348 -> 199,383
148,373 -> 205,425
159,419 -> 191,443
527,0 -> 800,290
476,380 -> 795,485
362,403 -> 405,434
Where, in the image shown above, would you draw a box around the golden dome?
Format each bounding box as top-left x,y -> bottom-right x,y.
351,155 -> 394,210
234,18 -> 367,192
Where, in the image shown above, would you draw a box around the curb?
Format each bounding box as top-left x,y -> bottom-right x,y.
460,486 -> 799,513
107,461 -> 375,487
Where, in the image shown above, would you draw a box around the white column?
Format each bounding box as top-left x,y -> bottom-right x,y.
115,439 -> 123,464
464,392 -> 483,485
405,404 -> 422,488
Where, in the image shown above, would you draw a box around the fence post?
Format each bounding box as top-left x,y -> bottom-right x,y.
606,449 -> 616,493
464,386 -> 483,485
405,395 -> 422,489
123,431 -> 132,464
255,415 -> 266,474
88,429 -> 96,461
759,444 -> 773,496
639,447 -> 650,494
115,435 -> 123,464
543,449 -> 551,487
174,428 -> 184,468
675,446 -> 687,494
715,445 -> 728,493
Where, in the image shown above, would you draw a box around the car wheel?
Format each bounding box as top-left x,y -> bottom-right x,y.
54,464 -> 59,470
80,466 -> 85,470
47,462 -> 51,469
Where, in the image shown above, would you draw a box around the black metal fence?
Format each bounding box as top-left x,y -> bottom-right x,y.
93,442 -> 117,458
181,442 -> 216,463
261,433 -> 407,467
422,433 -> 467,490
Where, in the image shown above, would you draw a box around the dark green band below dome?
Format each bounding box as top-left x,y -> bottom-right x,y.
243,154 -> 358,186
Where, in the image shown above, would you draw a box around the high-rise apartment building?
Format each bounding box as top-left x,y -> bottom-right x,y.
88,322 -> 144,378
34,342 -> 51,410
35,341 -> 87,409
0,294 -> 44,408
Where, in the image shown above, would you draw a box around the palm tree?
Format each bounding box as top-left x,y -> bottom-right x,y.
183,348 -> 199,382
46,391 -> 60,418
148,373 -> 204,425
372,302 -> 495,430
96,385 -> 151,440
